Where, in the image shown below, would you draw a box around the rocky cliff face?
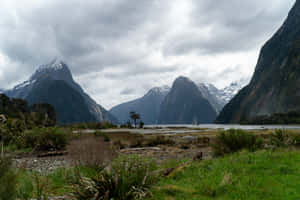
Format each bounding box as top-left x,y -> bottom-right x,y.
110,86 -> 170,124
5,59 -> 118,124
158,76 -> 217,124
216,1 -> 300,123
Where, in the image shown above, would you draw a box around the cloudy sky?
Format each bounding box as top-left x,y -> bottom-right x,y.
0,0 -> 296,109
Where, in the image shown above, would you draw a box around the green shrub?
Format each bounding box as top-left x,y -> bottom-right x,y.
20,128 -> 68,151
212,129 -> 264,156
94,131 -> 110,142
0,157 -> 18,200
65,122 -> 117,130
73,155 -> 158,200
145,136 -> 175,147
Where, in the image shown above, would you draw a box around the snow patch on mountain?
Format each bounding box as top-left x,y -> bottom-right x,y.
36,58 -> 64,73
14,79 -> 36,90
218,78 -> 250,103
149,85 -> 170,96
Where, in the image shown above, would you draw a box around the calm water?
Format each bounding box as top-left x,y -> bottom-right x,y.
144,124 -> 300,130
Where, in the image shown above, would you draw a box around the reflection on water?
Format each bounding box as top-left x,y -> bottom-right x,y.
145,124 -> 300,130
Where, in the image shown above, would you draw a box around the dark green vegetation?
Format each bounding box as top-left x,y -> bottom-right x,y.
241,111 -> 300,125
151,150 -> 300,200
217,0 -> 300,123
63,121 -> 117,130
212,129 -> 263,156
0,94 -> 56,127
159,76 -> 217,124
0,94 -> 71,152
73,155 -> 158,200
19,128 -> 68,151
0,157 -> 18,200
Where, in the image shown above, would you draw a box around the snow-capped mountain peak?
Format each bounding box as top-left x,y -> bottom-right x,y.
29,58 -> 73,82
35,58 -> 65,74
219,79 -> 249,102
146,85 -> 170,97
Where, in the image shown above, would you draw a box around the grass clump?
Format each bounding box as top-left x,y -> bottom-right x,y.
0,157 -> 18,200
270,129 -> 290,148
269,129 -> 300,148
73,155 -> 158,200
212,129 -> 263,156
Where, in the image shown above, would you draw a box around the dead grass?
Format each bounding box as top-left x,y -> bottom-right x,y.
67,135 -> 116,166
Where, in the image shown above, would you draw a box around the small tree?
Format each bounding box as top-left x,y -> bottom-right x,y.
130,111 -> 140,128
139,121 -> 144,129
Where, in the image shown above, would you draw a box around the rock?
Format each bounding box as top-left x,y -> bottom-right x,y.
193,152 -> 203,161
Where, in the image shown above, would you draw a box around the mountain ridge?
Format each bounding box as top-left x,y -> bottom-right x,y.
216,1 -> 300,123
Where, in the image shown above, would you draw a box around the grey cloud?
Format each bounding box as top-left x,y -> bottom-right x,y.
164,0 -> 295,56
120,88 -> 135,95
0,0 -> 295,108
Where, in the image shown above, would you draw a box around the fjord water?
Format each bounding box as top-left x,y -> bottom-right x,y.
145,124 -> 300,130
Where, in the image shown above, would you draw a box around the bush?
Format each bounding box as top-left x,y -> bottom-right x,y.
73,155 -> 158,200
145,136 -> 175,147
0,157 -> 18,200
19,127 -> 68,151
212,129 -> 264,156
66,122 -> 117,130
94,131 -> 110,142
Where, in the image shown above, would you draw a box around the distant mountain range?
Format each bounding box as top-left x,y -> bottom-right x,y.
110,86 -> 170,124
2,58 -> 246,125
110,76 -> 245,124
217,0 -> 300,123
5,59 -> 118,124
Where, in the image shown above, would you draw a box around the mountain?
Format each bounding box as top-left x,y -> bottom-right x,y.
217,80 -> 247,103
158,76 -> 217,124
26,79 -> 96,124
110,86 -> 170,124
216,1 -> 300,123
5,59 -> 117,124
197,80 -> 246,113
197,83 -> 226,113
